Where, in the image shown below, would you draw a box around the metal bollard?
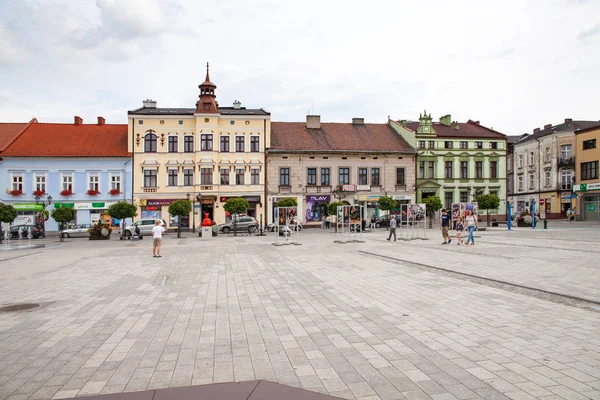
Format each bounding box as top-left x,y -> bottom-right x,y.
544,219 -> 548,230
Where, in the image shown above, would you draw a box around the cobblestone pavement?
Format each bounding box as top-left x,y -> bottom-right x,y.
0,226 -> 599,400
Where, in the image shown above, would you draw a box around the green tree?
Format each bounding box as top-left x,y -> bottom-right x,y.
0,204 -> 17,235
378,196 -> 397,230
223,198 -> 249,236
477,194 -> 501,227
275,197 -> 298,207
423,196 -> 443,228
326,201 -> 345,232
51,207 -> 76,242
107,202 -> 138,240
168,200 -> 192,238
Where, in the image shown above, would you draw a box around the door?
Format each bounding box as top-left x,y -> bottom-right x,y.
584,201 -> 598,221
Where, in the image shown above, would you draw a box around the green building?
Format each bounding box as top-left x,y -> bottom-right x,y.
391,112 -> 507,221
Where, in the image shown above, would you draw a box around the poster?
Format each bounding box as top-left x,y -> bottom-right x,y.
451,202 -> 478,226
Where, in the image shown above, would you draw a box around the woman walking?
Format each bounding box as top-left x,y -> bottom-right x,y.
455,217 -> 464,245
370,215 -> 376,231
465,210 -> 477,245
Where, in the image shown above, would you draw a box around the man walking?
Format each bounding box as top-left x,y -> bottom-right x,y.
152,220 -> 165,258
440,208 -> 451,244
386,215 -> 397,241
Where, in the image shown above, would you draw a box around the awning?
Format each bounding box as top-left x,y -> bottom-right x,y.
12,203 -> 43,211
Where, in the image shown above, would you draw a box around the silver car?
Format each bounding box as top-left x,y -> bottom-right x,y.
218,217 -> 258,234
123,219 -> 166,237
61,224 -> 92,238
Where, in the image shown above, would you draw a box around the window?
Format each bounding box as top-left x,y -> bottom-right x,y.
144,133 -> 157,152
507,156 -> 512,171
321,168 -> 330,186
490,161 -> 498,179
88,174 -> 99,191
529,151 -> 535,165
460,161 -> 468,179
220,169 -> 230,185
280,168 -> 290,186
250,136 -> 260,152
144,170 -> 157,188
419,161 -> 425,179
460,141 -> 468,149
444,161 -> 453,179
418,140 -> 425,149
444,192 -> 453,210
490,190 -> 498,197
358,168 -> 368,185
444,141 -> 453,149
560,170 -> 572,190
251,169 -> 260,185
201,134 -> 213,151
460,191 -> 468,203
428,141 -> 435,149
518,154 -> 523,168
545,147 -> 551,162
581,161 -> 599,181
529,173 -> 535,190
200,168 -> 212,185
61,173 -> 73,191
235,168 -> 245,185
490,142 -> 498,150
583,139 -> 596,150
168,136 -> 178,153
545,171 -> 551,187
396,168 -> 405,186
364,168 -> 377,186
110,174 -> 121,191
475,141 -> 483,149
428,161 -> 435,179
184,169 -> 194,186
220,136 -> 230,152
339,167 -> 350,185
184,136 -> 194,152
236,136 -> 245,152
307,168 -> 317,186
168,169 -> 178,186
34,173 -> 47,193
518,176 -> 523,191
561,145 -> 572,159
475,161 -> 483,179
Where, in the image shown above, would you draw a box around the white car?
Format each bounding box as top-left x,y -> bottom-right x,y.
122,219 -> 166,237
61,224 -> 92,238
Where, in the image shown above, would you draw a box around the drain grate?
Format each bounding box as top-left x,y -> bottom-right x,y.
0,303 -> 40,312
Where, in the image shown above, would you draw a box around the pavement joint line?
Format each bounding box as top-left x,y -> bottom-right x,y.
474,239 -> 600,253
0,250 -> 44,262
359,250 -> 600,310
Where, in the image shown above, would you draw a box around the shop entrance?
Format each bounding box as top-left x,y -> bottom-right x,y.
583,195 -> 599,221
200,200 -> 214,221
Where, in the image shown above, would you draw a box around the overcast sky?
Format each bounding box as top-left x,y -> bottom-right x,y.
1,0 -> 599,135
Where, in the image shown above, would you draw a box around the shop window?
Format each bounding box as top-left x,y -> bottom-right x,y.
201,168 -> 212,185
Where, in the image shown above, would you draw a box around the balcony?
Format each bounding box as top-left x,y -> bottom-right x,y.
558,156 -> 575,167
143,187 -> 158,193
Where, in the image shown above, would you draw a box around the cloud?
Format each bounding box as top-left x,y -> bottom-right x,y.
0,24 -> 28,65
578,24 -> 600,42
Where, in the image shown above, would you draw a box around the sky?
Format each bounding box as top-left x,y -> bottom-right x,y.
0,0 -> 599,135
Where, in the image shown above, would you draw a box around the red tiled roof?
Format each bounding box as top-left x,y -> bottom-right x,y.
2,121 -> 130,157
270,122 -> 416,153
0,120 -> 35,152
404,120 -> 506,139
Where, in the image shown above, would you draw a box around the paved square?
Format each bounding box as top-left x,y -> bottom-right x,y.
0,224 -> 599,400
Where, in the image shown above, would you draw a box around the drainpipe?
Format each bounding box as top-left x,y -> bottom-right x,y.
263,118 -> 268,229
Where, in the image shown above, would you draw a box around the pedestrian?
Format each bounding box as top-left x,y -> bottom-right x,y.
566,208 -> 571,221
370,215 -> 376,231
325,215 -> 331,229
455,217 -> 464,245
386,215 -> 397,241
361,218 -> 366,233
440,208 -> 451,244
152,220 -> 165,258
465,210 -> 477,245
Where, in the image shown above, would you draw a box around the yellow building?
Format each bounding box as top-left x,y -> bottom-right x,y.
127,64 -> 271,230
574,125 -> 600,221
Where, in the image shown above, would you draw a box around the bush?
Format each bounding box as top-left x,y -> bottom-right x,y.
223,198 -> 249,215
275,198 -> 298,207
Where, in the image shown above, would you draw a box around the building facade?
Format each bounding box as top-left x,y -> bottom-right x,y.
267,116 -> 416,225
510,119 -> 600,218
128,65 -> 271,229
392,112 -> 508,221
574,125 -> 600,221
1,117 -> 131,231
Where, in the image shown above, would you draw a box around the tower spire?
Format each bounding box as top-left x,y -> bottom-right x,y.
204,62 -> 211,84
196,61 -> 218,113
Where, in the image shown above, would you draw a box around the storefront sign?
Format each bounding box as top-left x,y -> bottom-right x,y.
392,195 -> 412,200
55,202 -> 114,210
220,196 -> 261,203
306,195 -> 330,202
342,184 -> 356,192
421,189 -> 437,194
575,183 -> 600,192
12,203 -> 43,211
145,199 -> 177,206
358,195 -> 381,202
356,185 -> 370,191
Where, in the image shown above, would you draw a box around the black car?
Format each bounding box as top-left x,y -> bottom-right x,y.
10,224 -> 45,239
374,214 -> 410,227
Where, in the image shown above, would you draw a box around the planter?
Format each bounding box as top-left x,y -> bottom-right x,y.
89,235 -> 111,240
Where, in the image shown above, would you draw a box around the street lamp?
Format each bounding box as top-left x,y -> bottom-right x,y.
34,194 -> 53,234
186,193 -> 202,233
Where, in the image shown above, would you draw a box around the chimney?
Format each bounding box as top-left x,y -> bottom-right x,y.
533,127 -> 540,134
74,116 -> 83,125
306,115 -> 320,129
97,116 -> 105,125
565,118 -> 572,123
143,99 -> 157,108
439,114 -> 452,127
233,100 -> 241,109
544,124 -> 552,129
352,118 -> 364,125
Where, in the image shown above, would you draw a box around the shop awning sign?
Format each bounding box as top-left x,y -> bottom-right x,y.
12,203 -> 43,211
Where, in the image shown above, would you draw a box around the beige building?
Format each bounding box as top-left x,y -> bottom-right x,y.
574,125 -> 600,220
128,65 -> 271,229
267,116 -> 416,225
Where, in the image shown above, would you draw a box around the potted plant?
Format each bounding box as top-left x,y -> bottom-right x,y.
212,221 -> 218,237
109,188 -> 121,196
87,189 -> 100,196
88,223 -> 112,240
33,189 -> 45,197
60,189 -> 73,196
9,189 -> 23,196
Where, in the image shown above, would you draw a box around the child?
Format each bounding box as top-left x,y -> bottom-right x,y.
455,217 -> 464,245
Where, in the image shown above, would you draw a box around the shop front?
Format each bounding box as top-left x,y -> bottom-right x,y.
219,195 -> 262,220
140,198 -> 188,230
357,195 -> 381,220
11,203 -> 44,226
305,195 -> 330,224
53,202 -> 117,228
268,195 -> 303,225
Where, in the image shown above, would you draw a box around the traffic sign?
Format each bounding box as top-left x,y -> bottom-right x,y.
570,193 -> 578,199
539,199 -> 545,205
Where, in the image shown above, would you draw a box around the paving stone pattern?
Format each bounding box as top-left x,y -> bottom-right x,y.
0,226 -> 599,400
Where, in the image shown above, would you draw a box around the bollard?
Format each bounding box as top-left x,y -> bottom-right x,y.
544,219 -> 548,230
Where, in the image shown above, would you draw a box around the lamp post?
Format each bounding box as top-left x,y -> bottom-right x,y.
187,192 -> 202,233
34,194 -> 53,235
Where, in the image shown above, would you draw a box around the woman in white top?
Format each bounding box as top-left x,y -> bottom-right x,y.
464,210 -> 477,245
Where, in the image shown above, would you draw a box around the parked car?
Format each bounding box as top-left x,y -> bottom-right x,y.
266,217 -> 303,232
218,217 -> 258,233
61,224 -> 92,238
122,219 -> 166,237
9,224 -> 45,239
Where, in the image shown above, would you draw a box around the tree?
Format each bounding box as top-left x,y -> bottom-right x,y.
378,196 -> 397,230
0,204 -> 17,236
477,194 -> 500,227
327,201 -> 345,233
223,198 -> 249,237
168,200 -> 192,238
107,202 -> 138,240
51,207 -> 76,242
423,196 -> 443,228
275,197 -> 298,207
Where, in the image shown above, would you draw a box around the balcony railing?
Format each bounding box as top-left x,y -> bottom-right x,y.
143,187 -> 158,193
558,156 -> 575,167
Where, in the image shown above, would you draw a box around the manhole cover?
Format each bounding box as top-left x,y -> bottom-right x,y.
0,303 -> 40,312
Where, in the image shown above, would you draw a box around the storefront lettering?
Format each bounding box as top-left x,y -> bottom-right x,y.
306,195 -> 330,202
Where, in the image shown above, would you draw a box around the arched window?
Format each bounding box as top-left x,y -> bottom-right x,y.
144,133 -> 157,152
